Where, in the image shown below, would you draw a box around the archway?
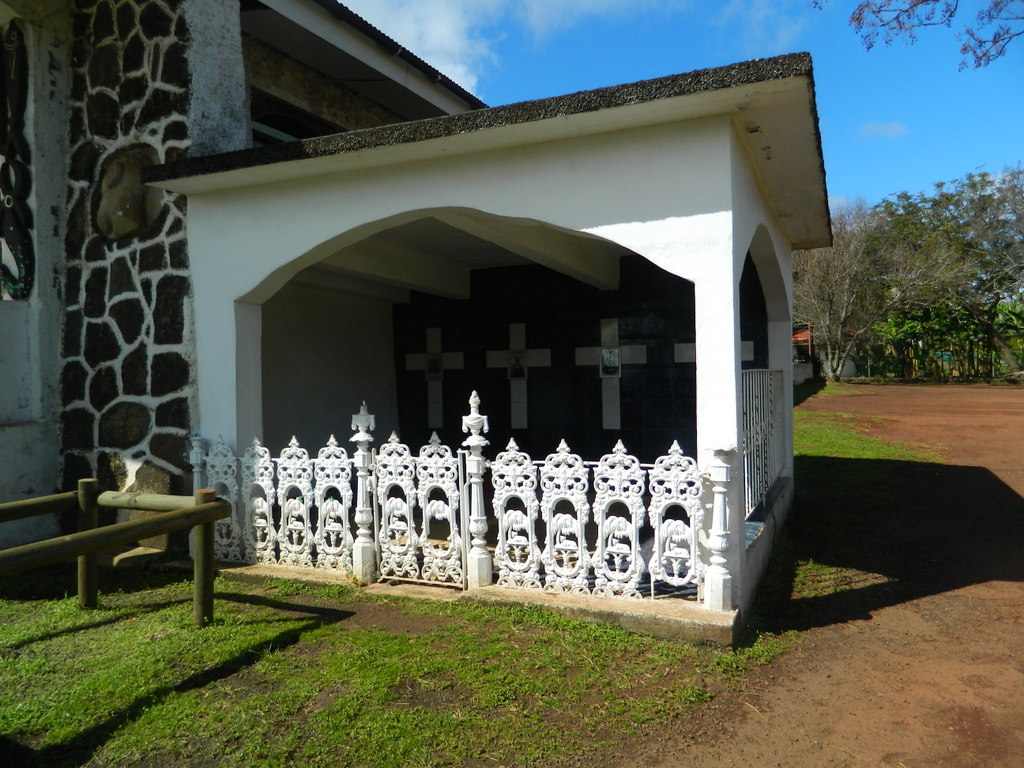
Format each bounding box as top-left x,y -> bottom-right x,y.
255,209 -> 698,463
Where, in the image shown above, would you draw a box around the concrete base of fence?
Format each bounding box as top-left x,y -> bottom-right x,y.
212,563 -> 740,645
742,476 -> 794,613
459,588 -> 739,646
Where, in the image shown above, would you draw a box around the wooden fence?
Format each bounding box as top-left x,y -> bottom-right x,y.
0,480 -> 229,626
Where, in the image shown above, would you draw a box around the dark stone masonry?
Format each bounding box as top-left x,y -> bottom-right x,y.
61,0 -> 194,495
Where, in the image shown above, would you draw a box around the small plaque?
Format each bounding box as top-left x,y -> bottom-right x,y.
599,347 -> 621,378
507,350 -> 527,380
425,353 -> 444,382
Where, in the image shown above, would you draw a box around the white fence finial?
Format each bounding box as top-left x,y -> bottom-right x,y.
461,390 -> 489,444
351,401 -> 376,437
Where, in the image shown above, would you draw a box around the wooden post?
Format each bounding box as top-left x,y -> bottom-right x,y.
193,489 -> 217,627
77,479 -> 99,609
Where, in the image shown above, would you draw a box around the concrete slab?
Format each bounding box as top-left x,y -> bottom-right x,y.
214,562 -> 738,645
459,586 -> 738,645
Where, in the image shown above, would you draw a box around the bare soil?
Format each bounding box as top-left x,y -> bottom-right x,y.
594,383 -> 1024,768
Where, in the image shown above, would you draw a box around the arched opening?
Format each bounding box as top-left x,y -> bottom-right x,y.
739,253 -> 769,369
255,208 -> 697,463
735,221 -> 793,519
740,222 -> 791,370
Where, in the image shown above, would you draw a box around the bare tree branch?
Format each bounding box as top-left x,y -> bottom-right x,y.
816,0 -> 1023,66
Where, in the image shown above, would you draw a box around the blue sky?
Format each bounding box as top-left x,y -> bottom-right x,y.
341,0 -> 1022,208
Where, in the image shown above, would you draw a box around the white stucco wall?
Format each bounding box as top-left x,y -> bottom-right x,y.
181,116 -> 736,449
728,129 -> 797,613
169,108 -> 803,615
260,280 -> 399,451
0,8 -> 69,545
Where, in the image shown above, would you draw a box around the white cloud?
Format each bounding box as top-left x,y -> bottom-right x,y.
515,0 -> 691,39
340,0 -> 505,94
857,121 -> 910,140
339,0 -> 693,94
711,0 -> 811,57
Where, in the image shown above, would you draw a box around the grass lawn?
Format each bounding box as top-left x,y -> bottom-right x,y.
750,383 -> 940,629
0,570 -> 790,768
0,383 -> 935,767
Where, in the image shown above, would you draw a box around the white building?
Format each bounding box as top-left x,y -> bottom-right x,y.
1,0 -> 830,640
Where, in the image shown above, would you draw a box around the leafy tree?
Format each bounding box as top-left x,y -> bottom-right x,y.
816,0 -> 1024,67
879,168 -> 1024,372
792,201 -> 957,381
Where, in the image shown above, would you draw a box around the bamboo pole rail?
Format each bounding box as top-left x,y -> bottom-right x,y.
0,489 -> 229,626
0,491 -> 79,523
97,490 -> 196,512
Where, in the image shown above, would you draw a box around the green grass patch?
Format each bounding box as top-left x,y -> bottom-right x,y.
747,393 -> 944,629
793,411 -> 939,462
0,571 -> 736,768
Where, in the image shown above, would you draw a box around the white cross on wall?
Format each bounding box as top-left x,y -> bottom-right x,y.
486,322 -> 551,429
575,318 -> 646,430
405,327 -> 464,428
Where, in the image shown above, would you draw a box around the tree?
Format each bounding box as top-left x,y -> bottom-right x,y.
792,201 -> 957,381
816,0 -> 1024,67
877,168 -> 1024,373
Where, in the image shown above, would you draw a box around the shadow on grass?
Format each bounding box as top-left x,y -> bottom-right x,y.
0,562 -> 192,602
750,454 -> 1024,633
12,592 -> 355,768
5,598 -> 192,651
792,379 -> 826,406
0,566 -> 202,650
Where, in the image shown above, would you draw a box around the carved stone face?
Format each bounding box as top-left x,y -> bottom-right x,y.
95,145 -> 163,240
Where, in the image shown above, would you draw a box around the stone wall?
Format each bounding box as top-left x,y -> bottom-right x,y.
60,0 -> 194,496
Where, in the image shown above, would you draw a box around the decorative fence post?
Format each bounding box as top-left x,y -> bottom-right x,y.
350,402 -> 377,583
189,435 -> 206,494
703,451 -> 734,612
188,436 -> 205,561
462,391 -> 492,589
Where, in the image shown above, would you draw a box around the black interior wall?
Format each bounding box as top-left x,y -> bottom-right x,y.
393,255 -> 697,463
739,253 -> 769,370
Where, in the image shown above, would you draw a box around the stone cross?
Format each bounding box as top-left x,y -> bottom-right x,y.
575,318 -> 646,430
674,343 -> 696,364
486,322 -> 551,428
405,327 -> 464,428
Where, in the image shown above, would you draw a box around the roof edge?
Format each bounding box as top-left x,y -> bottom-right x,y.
145,52 -> 814,186
308,0 -> 487,111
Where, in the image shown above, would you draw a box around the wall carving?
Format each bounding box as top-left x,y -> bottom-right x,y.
95,144 -> 162,239
0,20 -> 33,300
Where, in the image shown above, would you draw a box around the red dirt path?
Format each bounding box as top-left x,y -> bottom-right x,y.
598,384 -> 1024,768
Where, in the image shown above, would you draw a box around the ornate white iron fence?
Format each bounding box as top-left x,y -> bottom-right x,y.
490,439 -> 704,599
190,393 -> 712,603
741,368 -> 785,516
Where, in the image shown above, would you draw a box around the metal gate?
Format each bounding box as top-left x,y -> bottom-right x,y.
373,433 -> 469,589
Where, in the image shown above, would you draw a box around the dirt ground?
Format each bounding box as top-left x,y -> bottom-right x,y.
591,384 -> 1024,768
